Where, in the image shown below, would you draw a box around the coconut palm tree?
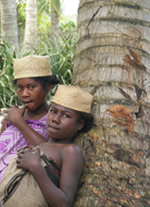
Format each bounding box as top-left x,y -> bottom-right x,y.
50,0 -> 60,40
73,0 -> 150,206
38,0 -> 60,41
0,0 -> 19,50
24,0 -> 37,51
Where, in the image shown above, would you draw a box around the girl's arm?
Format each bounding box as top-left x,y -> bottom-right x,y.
17,145 -> 83,207
0,108 -> 9,134
4,106 -> 47,145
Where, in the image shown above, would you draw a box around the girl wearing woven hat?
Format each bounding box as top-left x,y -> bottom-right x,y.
0,55 -> 59,182
0,85 -> 93,207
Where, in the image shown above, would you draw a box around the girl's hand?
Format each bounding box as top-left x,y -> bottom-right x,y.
0,116 -> 8,134
6,105 -> 27,124
16,147 -> 41,172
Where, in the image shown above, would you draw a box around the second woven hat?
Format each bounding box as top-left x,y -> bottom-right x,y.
52,85 -> 93,113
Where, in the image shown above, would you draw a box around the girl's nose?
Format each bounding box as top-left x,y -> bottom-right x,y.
52,113 -> 60,123
47,111 -> 60,124
22,88 -> 30,97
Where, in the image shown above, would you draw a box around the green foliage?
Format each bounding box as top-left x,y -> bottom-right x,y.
0,40 -> 32,108
37,0 -> 62,34
0,42 -> 19,108
51,0 -> 61,14
37,13 -> 51,34
0,18 -> 77,108
36,25 -> 77,84
17,0 -> 26,33
37,0 -> 51,14
59,19 -> 77,32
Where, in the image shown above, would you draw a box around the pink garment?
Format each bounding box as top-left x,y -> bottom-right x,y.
0,115 -> 48,182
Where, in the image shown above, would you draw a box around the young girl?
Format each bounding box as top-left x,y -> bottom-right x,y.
0,85 -> 93,207
0,55 -> 59,182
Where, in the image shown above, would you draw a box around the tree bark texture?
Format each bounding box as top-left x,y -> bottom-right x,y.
50,5 -> 59,40
24,0 -> 37,51
1,0 -> 18,50
73,0 -> 150,206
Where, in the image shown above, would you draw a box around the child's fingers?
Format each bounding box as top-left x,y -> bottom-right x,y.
31,146 -> 40,155
18,105 -> 28,116
4,114 -> 9,121
17,151 -> 25,158
36,147 -> 40,154
0,108 -> 9,114
23,104 -> 28,109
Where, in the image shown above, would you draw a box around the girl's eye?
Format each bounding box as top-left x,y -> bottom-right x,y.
16,86 -> 23,91
29,85 -> 35,89
63,114 -> 71,118
49,108 -> 56,114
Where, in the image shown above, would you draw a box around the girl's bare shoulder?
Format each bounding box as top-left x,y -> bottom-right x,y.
62,143 -> 82,160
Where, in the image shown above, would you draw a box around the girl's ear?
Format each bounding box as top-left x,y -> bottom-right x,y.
46,85 -> 51,93
78,119 -> 85,131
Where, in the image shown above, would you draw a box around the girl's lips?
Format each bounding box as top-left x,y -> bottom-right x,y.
47,125 -> 60,131
23,101 -> 32,104
23,101 -> 34,108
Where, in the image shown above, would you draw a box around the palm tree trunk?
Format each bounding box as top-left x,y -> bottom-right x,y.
24,0 -> 37,51
50,0 -> 60,42
51,5 -> 59,38
0,0 -> 19,50
73,0 -> 150,206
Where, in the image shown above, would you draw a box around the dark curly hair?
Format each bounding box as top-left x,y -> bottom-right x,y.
79,112 -> 93,133
13,75 -> 59,89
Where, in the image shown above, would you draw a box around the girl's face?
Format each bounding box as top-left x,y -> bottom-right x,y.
16,78 -> 50,111
47,103 -> 84,142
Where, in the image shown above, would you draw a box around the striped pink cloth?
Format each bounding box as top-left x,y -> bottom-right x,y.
0,115 -> 48,182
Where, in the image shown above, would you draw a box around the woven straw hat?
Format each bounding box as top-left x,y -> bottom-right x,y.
13,55 -> 52,79
52,85 -> 93,113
